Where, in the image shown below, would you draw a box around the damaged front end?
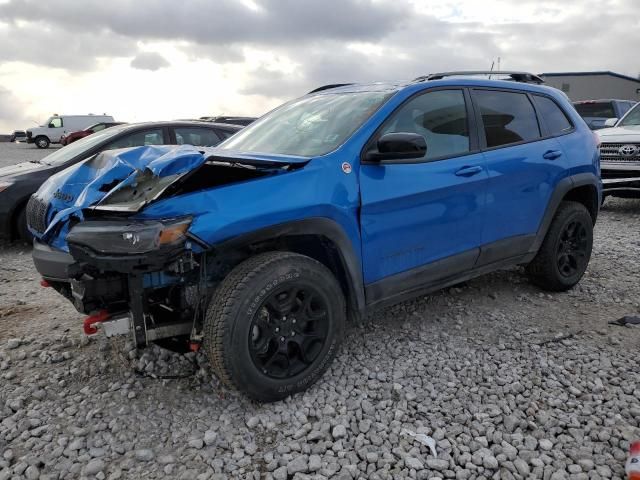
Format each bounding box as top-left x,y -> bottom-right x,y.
30,145 -> 307,347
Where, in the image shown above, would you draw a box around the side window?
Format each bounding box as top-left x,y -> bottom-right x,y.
92,124 -> 107,132
532,95 -> 573,136
216,129 -> 236,140
49,117 -> 63,128
475,90 -> 540,148
174,127 -> 221,147
376,89 -> 470,160
104,129 -> 165,150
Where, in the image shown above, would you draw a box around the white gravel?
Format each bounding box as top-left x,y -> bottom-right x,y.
0,140 -> 639,479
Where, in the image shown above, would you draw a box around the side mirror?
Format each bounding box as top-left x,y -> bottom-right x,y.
48,123 -> 55,128
603,118 -> 618,127
366,132 -> 427,162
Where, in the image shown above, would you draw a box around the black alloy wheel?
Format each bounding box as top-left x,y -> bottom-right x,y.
249,285 -> 329,379
556,219 -> 589,278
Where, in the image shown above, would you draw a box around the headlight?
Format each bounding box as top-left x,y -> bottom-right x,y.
66,218 -> 191,254
0,181 -> 14,193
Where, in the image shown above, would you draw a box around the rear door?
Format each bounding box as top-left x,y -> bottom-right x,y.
472,89 -> 569,262
359,88 -> 488,295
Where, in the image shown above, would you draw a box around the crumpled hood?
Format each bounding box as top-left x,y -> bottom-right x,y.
597,124 -> 640,141
32,144 -> 307,251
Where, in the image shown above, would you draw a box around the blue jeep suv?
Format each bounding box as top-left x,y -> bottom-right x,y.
29,71 -> 601,401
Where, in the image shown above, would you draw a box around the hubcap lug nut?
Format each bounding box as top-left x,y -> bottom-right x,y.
292,319 -> 296,324
280,337 -> 285,342
275,327 -> 279,333
291,331 -> 295,337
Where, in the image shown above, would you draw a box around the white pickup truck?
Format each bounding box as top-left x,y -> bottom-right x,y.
597,103 -> 640,202
26,114 -> 114,148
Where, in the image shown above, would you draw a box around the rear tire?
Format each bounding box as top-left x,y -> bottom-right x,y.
35,136 -> 50,149
203,251 -> 345,402
526,201 -> 593,291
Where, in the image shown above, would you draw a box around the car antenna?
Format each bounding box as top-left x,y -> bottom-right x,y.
488,60 -> 494,80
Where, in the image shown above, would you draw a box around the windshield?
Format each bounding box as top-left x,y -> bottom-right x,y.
574,102 -> 615,118
220,91 -> 393,157
41,125 -> 131,166
619,103 -> 640,126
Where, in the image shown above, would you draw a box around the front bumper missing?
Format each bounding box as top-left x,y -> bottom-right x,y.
65,241 -> 198,348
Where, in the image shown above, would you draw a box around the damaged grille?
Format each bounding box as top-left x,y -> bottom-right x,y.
599,143 -> 640,164
26,196 -> 49,234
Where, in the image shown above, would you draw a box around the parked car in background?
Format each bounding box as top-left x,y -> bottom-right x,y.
0,121 -> 241,241
29,71 -> 600,402
26,114 -> 115,149
597,102 -> 640,203
9,130 -> 26,142
60,122 -> 126,146
573,99 -> 636,130
200,116 -> 257,126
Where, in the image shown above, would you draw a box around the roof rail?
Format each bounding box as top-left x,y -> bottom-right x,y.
307,83 -> 354,94
414,71 -> 545,85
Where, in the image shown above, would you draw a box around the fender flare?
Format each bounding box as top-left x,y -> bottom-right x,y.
216,217 -> 366,314
531,172 -> 600,253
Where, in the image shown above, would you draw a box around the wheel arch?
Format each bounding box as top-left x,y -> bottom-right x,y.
215,218 -> 365,318
531,173 -> 600,253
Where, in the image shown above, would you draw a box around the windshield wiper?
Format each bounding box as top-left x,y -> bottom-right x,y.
29,160 -> 41,164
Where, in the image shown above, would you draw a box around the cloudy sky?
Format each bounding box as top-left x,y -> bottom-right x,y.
0,0 -> 638,132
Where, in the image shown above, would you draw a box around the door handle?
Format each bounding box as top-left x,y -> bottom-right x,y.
543,150 -> 563,160
455,165 -> 483,177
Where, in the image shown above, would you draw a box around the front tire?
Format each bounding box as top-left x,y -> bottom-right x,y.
204,251 -> 345,402
16,207 -> 32,243
35,136 -> 50,149
527,201 -> 593,291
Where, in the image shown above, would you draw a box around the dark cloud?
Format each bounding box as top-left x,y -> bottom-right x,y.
240,0 -> 640,99
130,52 -> 170,71
0,0 -> 406,49
0,22 -> 134,70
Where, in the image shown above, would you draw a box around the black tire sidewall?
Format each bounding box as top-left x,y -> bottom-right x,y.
217,258 -> 344,401
548,208 -> 593,287
16,207 -> 32,243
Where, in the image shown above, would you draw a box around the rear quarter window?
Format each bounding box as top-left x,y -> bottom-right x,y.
532,95 -> 573,136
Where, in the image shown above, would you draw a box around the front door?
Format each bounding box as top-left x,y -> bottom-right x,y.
359,88 -> 488,301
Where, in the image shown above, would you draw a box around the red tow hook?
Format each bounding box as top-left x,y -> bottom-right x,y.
83,310 -> 110,335
40,279 -> 51,288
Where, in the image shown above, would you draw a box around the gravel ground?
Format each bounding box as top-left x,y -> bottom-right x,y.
0,141 -> 61,169
0,138 -> 639,479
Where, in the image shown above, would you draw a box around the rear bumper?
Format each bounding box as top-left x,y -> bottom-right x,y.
32,240 -> 74,281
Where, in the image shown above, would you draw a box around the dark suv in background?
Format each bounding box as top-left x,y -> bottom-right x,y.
573,99 -> 636,130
